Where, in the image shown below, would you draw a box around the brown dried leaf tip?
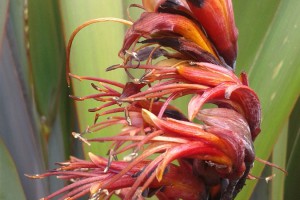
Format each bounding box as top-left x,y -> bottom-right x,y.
29,1 -> 286,200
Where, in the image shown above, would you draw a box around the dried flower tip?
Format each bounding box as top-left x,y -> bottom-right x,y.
72,132 -> 91,146
265,174 -> 276,183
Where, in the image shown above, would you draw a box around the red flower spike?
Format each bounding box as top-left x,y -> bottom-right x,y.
28,0 -> 282,199
186,0 -> 238,67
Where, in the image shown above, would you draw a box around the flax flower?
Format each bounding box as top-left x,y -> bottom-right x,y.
29,1 -> 276,199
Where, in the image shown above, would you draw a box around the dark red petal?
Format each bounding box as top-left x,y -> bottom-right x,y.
141,109 -> 239,169
142,37 -> 223,65
225,84 -> 261,140
197,108 -> 254,162
120,82 -> 146,98
187,0 -> 238,67
156,142 -> 232,181
188,83 -> 261,140
120,12 -> 217,59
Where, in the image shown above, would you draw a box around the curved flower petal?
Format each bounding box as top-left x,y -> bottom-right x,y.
141,109 -> 247,171
156,141 -> 232,181
142,108 -> 221,142
176,62 -> 241,86
187,0 -> 238,67
142,37 -> 223,65
197,108 -> 254,162
120,12 -> 218,59
187,83 -> 261,139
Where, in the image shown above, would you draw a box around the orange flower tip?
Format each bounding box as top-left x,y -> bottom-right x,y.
156,162 -> 171,182
155,167 -> 164,182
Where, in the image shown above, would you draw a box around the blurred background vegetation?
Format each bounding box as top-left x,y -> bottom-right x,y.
0,0 -> 299,199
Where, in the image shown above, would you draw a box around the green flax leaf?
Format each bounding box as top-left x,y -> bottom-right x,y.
234,0 -> 300,199
0,1 -> 48,198
284,98 -> 300,199
28,0 -> 66,135
59,0 -> 127,156
271,122 -> 288,200
0,0 -> 9,43
27,1 -> 74,192
0,139 -> 26,200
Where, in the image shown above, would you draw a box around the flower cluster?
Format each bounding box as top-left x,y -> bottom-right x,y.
31,1 -> 265,199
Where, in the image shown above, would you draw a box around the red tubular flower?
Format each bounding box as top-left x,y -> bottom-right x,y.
28,1 -> 288,200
